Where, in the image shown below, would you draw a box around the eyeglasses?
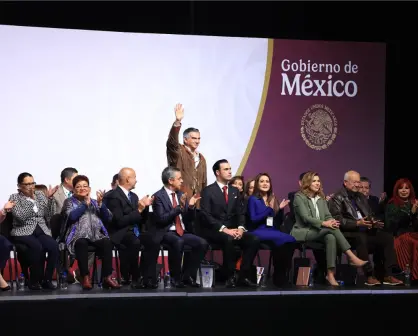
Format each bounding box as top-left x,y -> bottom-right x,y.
75,185 -> 90,190
20,182 -> 36,187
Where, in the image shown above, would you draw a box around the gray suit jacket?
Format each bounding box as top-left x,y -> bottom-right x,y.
291,191 -> 333,241
53,185 -> 67,215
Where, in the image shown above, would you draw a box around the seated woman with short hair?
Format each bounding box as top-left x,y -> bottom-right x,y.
62,175 -> 120,290
291,171 -> 368,286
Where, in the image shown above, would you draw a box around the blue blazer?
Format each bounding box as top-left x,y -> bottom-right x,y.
246,195 -> 284,231
151,187 -> 195,237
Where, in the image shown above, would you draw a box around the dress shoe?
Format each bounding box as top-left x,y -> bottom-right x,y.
173,280 -> 186,288
121,277 -> 132,286
28,282 -> 42,290
130,280 -> 143,290
42,280 -> 57,290
81,275 -> 92,290
183,276 -> 201,288
1,285 -> 11,292
102,276 -> 121,289
226,276 -> 236,288
237,277 -> 257,288
145,280 -> 159,289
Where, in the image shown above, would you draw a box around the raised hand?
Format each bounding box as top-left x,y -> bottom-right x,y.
47,185 -> 59,198
3,201 -> 15,212
279,199 -> 290,209
96,190 -> 105,206
189,193 -> 202,207
174,103 -> 184,122
379,192 -> 387,203
138,195 -> 154,211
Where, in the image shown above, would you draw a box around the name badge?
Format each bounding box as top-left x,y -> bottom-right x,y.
356,211 -> 362,220
266,217 -> 273,227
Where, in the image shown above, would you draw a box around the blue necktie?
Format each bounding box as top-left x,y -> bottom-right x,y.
128,192 -> 140,237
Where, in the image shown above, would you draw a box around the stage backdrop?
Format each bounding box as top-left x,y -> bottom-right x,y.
0,25 -> 385,205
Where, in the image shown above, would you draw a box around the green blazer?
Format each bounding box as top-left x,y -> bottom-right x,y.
290,191 -> 333,241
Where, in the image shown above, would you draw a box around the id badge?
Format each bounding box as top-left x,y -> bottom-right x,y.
266,217 -> 273,227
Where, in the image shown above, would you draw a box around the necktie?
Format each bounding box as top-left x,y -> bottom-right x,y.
223,186 -> 228,204
128,192 -> 140,237
171,192 -> 184,236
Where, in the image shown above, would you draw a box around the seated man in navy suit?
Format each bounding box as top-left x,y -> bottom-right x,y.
151,166 -> 208,288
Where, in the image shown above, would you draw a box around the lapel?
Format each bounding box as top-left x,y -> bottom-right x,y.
356,195 -> 369,217
306,197 -> 316,217
227,185 -> 236,213
160,188 -> 174,211
212,183 -> 227,209
116,186 -> 134,210
57,186 -> 66,204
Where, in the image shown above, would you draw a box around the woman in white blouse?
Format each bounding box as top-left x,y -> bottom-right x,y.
291,171 -> 368,286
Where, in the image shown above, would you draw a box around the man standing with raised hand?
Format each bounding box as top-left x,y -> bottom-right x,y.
166,103 -> 207,200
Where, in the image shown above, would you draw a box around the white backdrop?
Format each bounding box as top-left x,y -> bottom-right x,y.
0,25 -> 268,204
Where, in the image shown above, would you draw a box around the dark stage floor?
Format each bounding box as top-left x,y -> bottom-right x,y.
1,283 -> 417,336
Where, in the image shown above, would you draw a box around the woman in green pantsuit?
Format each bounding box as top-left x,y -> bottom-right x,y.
291,172 -> 368,286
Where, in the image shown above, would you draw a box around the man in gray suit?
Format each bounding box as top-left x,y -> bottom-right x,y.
53,167 -> 78,214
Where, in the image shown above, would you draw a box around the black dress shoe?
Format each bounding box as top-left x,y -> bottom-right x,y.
1,285 -> 11,292
146,280 -> 158,289
183,276 -> 201,288
28,282 -> 42,290
121,277 -> 132,286
130,281 -> 142,290
42,280 -> 57,290
173,280 -> 186,288
237,277 -> 257,288
226,276 -> 236,288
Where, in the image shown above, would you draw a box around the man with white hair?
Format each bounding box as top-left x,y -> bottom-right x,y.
166,103 -> 207,199
328,170 -> 402,286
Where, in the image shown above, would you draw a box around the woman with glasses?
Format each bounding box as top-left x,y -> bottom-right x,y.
8,172 -> 59,290
62,175 -> 120,290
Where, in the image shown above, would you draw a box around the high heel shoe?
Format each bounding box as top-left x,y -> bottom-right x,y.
1,285 -> 11,292
325,277 -> 340,287
350,260 -> 369,268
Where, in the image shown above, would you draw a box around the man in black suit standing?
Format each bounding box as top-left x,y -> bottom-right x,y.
103,167 -> 160,289
200,159 -> 260,288
151,166 -> 208,288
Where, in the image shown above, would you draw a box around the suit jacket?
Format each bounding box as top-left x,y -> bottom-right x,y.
166,124 -> 207,198
290,191 -> 333,241
200,182 -> 245,231
150,187 -> 195,240
367,195 -> 386,221
9,191 -> 54,236
328,187 -> 371,232
53,185 -> 68,215
246,195 -> 284,231
103,186 -> 148,244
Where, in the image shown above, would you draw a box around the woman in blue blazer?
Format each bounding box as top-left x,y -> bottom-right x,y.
247,173 -> 296,286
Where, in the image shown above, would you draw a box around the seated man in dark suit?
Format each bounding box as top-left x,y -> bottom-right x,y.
359,176 -> 387,220
103,167 -> 160,289
152,167 -> 208,288
200,159 -> 260,288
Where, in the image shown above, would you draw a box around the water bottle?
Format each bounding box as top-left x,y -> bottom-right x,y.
60,271 -> 68,290
164,272 -> 172,289
308,268 -> 314,287
259,273 -> 267,288
203,271 -> 211,288
18,273 -> 25,290
404,264 -> 411,287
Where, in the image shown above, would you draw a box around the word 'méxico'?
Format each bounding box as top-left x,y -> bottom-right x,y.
280,59 -> 359,98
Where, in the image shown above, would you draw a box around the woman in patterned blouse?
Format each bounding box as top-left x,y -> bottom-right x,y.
385,178 -> 418,282
62,175 -> 120,290
9,173 -> 60,290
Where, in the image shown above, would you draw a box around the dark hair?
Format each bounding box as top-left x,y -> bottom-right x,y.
299,172 -> 308,181
183,127 -> 200,140
230,176 -> 244,186
161,166 -> 181,185
111,173 -> 118,185
253,173 -> 274,199
72,175 -> 90,189
35,184 -> 48,196
17,172 -> 33,184
360,176 -> 371,187
244,177 -> 255,197
60,167 -> 78,183
212,159 -> 229,176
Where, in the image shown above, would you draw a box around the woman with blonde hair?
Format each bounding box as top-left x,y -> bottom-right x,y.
291,171 -> 368,286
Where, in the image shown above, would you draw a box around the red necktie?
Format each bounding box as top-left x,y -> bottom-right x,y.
171,193 -> 184,236
223,185 -> 228,204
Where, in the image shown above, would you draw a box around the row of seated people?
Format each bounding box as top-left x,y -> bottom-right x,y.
0,162 -> 415,291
